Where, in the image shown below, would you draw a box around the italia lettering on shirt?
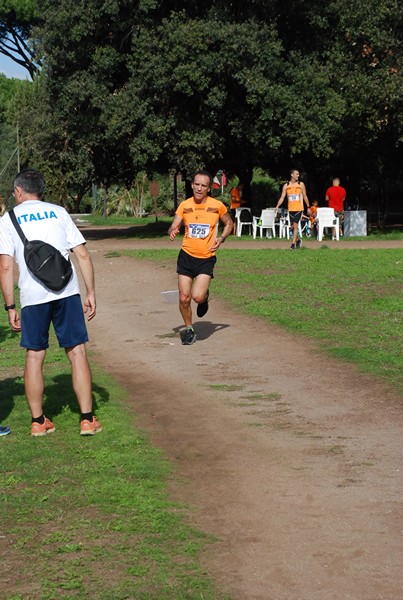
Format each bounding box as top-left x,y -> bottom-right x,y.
17,211 -> 58,224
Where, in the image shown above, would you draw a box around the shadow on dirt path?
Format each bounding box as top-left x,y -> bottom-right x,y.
82,234 -> 403,600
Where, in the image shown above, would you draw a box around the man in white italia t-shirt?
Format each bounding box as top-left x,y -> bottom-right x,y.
0,169 -> 102,437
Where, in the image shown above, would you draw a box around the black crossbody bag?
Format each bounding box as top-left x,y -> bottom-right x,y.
9,209 -> 73,291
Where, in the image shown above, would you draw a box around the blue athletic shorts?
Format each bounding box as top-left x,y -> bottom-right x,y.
20,294 -> 88,350
177,249 -> 216,279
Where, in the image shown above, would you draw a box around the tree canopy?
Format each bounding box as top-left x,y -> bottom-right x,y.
0,0 -> 41,77
0,73 -> 30,200
5,0 -> 402,216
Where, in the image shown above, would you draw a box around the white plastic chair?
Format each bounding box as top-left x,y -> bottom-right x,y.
276,210 -> 290,238
236,207 -> 253,236
316,208 -> 340,241
279,211 -> 302,238
252,209 -> 276,239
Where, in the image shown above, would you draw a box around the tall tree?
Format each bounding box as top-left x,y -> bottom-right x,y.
0,0 -> 41,77
308,0 -> 403,215
0,74 -> 30,199
18,0 -> 402,216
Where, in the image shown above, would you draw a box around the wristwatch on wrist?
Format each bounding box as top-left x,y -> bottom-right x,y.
4,303 -> 16,311
219,236 -> 225,243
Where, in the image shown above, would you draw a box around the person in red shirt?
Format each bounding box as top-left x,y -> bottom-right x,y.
325,178 -> 346,237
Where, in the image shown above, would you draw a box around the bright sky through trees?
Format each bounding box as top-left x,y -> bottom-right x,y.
0,52 -> 30,79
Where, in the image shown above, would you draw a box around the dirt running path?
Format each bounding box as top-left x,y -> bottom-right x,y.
82,230 -> 403,600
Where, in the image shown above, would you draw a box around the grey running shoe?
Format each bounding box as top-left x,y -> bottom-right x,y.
296,239 -> 302,249
290,243 -> 296,250
196,290 -> 209,318
180,327 -> 197,345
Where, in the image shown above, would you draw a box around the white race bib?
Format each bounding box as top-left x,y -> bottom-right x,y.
289,194 -> 299,202
188,223 -> 210,239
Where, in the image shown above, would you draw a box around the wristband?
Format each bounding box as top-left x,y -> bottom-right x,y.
4,303 -> 16,311
219,236 -> 225,243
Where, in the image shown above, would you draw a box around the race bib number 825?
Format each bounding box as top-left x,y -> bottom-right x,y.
188,223 -> 210,239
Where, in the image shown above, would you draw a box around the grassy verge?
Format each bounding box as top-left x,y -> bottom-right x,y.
127,247 -> 403,394
83,214 -> 172,233
82,214 -> 403,241
80,215 -> 158,226
0,320 -> 227,599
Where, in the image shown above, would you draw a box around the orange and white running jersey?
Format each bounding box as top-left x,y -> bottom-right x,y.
176,196 -> 228,258
286,183 -> 303,212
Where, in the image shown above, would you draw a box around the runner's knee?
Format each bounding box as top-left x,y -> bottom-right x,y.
192,291 -> 206,304
179,291 -> 191,306
65,343 -> 87,362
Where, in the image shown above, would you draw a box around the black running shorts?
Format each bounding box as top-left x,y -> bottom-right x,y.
177,249 -> 216,279
289,211 -> 303,224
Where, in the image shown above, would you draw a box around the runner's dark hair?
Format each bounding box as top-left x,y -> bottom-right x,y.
14,169 -> 44,199
289,168 -> 300,181
193,170 -> 213,187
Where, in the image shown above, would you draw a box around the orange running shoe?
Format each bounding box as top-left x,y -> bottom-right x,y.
80,416 -> 102,436
31,417 -> 56,437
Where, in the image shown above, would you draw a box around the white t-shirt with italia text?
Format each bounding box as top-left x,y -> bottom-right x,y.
0,200 -> 86,308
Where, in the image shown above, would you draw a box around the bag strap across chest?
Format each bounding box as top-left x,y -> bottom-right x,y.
9,209 -> 28,245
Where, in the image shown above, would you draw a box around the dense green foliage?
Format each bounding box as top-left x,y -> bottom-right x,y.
1,0 -> 402,216
0,74 -> 31,201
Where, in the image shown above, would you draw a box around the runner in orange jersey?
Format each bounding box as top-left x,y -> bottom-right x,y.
168,170 -> 233,345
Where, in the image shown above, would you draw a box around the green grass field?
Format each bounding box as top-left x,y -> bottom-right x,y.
83,214 -> 403,241
129,246 -> 403,393
0,317 -> 227,599
219,247 -> 402,391
1,239 -> 402,599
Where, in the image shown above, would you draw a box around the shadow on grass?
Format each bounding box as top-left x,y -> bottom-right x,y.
0,377 -> 25,421
0,323 -> 8,344
0,374 -> 109,423
0,323 -> 20,345
44,374 -> 110,419
80,220 -> 171,241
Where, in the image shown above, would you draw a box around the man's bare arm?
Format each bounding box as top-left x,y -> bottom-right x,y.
168,215 -> 183,241
71,244 -> 96,320
0,254 -> 21,331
